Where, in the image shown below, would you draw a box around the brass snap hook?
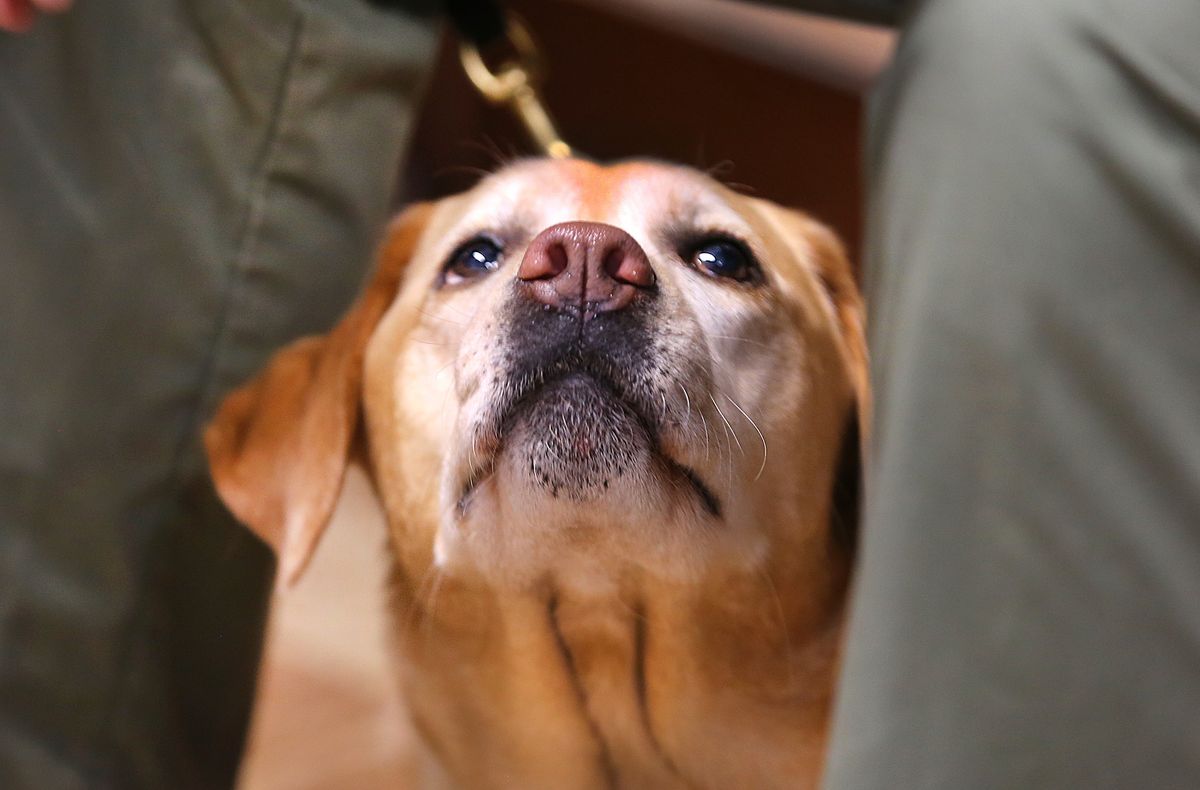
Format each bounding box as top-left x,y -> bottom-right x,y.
458,15 -> 573,159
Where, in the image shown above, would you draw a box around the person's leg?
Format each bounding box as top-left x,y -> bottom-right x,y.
0,1 -> 436,786
826,0 -> 1200,786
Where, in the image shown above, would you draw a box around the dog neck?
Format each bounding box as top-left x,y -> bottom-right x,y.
385,513 -> 849,790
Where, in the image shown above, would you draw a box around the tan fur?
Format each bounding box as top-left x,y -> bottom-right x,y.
207,160 -> 867,789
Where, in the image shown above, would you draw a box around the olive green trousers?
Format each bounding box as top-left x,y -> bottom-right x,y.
0,2 -> 435,786
826,0 -> 1200,787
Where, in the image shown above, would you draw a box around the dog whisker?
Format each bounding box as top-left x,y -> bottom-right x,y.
433,163 -> 498,182
677,383 -> 692,427
418,308 -> 467,327
441,300 -> 482,323
458,135 -> 517,171
707,333 -> 775,351
723,181 -> 758,196
676,383 -> 720,478
722,392 -> 768,481
433,358 -> 457,384
708,393 -> 744,458
703,158 -> 737,180
707,393 -> 737,497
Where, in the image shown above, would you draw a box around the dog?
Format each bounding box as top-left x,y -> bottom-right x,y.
206,158 -> 867,789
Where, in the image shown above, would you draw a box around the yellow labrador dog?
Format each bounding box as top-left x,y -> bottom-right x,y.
207,158 -> 866,789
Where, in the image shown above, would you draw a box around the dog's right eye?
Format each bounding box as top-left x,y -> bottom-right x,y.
442,237 -> 503,286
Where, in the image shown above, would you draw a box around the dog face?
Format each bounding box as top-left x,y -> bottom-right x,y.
206,158 -> 866,787
360,158 -> 864,592
207,158 -> 865,591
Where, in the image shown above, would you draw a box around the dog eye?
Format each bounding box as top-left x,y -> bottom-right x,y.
688,238 -> 760,283
443,236 -> 503,286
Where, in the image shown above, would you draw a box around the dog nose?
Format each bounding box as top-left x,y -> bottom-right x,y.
516,222 -> 655,313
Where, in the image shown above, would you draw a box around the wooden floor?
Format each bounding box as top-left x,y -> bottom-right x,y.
237,469 -> 422,790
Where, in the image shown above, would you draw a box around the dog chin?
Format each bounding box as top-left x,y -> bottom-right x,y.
505,374 -> 651,502
463,373 -> 667,530
436,376 -> 725,585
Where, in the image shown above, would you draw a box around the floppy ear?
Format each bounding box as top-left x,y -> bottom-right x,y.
754,202 -> 869,554
753,202 -> 869,418
204,203 -> 433,586
797,214 -> 869,556
801,214 -> 869,420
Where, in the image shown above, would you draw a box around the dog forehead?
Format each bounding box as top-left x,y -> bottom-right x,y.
455,159 -> 742,230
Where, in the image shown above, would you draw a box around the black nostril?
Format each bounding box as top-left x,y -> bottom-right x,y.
517,238 -> 571,281
606,248 -> 656,289
547,244 -> 568,279
602,248 -> 624,281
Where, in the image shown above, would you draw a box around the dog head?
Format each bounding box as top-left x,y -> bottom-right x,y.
207,158 -> 866,596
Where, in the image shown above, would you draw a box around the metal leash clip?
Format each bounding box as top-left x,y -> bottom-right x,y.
458,15 -> 573,159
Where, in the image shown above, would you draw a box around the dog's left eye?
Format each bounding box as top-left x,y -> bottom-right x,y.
688,238 -> 761,284
442,237 -> 503,286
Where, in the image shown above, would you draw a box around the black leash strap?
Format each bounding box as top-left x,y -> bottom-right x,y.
372,0 -> 573,158
444,0 -> 507,51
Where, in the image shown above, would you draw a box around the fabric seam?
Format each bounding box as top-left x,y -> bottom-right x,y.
86,11 -> 308,785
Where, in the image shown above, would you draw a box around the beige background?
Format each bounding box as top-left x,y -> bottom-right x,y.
237,469 -> 419,790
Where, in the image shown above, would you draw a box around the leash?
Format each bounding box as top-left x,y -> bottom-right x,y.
446,0 -> 573,158
369,0 -> 571,156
